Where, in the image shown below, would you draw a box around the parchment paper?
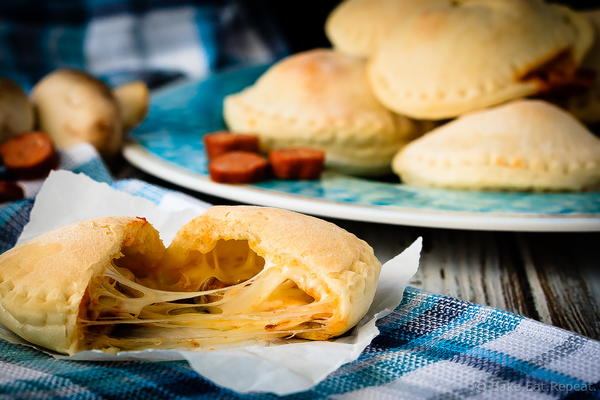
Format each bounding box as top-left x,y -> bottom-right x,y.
1,170 -> 421,395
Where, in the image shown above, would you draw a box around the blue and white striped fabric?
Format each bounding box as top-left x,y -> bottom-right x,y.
0,147 -> 599,399
0,0 -> 288,90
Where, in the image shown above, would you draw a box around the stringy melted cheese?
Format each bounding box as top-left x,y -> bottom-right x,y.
79,240 -> 333,352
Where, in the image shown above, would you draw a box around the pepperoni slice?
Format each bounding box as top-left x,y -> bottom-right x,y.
209,151 -> 268,183
203,131 -> 260,160
0,132 -> 58,180
269,148 -> 325,180
0,181 -> 24,202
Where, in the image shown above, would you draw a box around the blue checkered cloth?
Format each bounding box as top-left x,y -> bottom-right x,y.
0,0 -> 288,90
0,148 -> 599,399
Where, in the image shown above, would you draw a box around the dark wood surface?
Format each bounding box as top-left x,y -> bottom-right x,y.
116,161 -> 600,340
337,222 -> 600,340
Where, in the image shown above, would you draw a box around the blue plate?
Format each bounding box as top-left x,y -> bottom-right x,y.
124,66 -> 600,231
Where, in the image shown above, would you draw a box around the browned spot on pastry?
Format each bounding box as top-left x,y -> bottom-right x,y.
495,156 -> 507,167
510,158 -> 523,168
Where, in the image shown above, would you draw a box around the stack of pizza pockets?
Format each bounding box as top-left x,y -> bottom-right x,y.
226,0 -> 600,190
224,49 -> 418,176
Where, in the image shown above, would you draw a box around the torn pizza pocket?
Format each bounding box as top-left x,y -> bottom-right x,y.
0,206 -> 381,355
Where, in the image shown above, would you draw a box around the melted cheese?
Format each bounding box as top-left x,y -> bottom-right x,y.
79,241 -> 333,352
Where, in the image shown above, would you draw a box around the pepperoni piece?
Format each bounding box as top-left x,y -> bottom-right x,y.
203,131 -> 260,160
0,132 -> 58,180
209,151 -> 268,183
269,148 -> 325,180
0,181 -> 24,202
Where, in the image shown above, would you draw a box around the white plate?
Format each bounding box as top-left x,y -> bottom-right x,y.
124,143 -> 600,232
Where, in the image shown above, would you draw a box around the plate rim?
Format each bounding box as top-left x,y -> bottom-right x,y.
123,143 -> 600,232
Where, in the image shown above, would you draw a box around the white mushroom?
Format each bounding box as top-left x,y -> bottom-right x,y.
31,70 -> 150,156
113,80 -> 149,132
0,79 -> 34,142
31,69 -> 123,156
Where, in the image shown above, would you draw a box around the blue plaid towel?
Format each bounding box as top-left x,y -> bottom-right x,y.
0,1 -> 288,89
0,146 -> 599,399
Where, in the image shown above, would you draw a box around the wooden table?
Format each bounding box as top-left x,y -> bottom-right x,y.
338,221 -> 600,340
117,162 -> 600,340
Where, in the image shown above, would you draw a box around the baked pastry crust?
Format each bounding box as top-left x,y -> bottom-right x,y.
325,0 -> 446,58
0,217 -> 163,354
0,207 -> 381,354
223,49 -> 416,175
563,10 -> 600,124
368,0 -> 594,119
166,206 -> 380,340
393,100 -> 600,191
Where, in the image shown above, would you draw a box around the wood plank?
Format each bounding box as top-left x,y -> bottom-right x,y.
334,219 -> 599,339
518,232 -> 600,340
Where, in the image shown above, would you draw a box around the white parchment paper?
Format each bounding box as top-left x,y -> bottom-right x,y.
1,170 -> 421,395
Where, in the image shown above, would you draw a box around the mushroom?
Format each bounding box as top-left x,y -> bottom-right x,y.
31,69 -> 149,157
0,79 -> 34,142
113,81 -> 149,132
31,69 -> 122,156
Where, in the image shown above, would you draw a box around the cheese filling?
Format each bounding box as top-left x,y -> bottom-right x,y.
78,240 -> 334,352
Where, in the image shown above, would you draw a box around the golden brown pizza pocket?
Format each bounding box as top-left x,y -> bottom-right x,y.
325,0 -> 447,58
368,0 -> 593,119
224,49 -> 417,176
393,100 -> 600,191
